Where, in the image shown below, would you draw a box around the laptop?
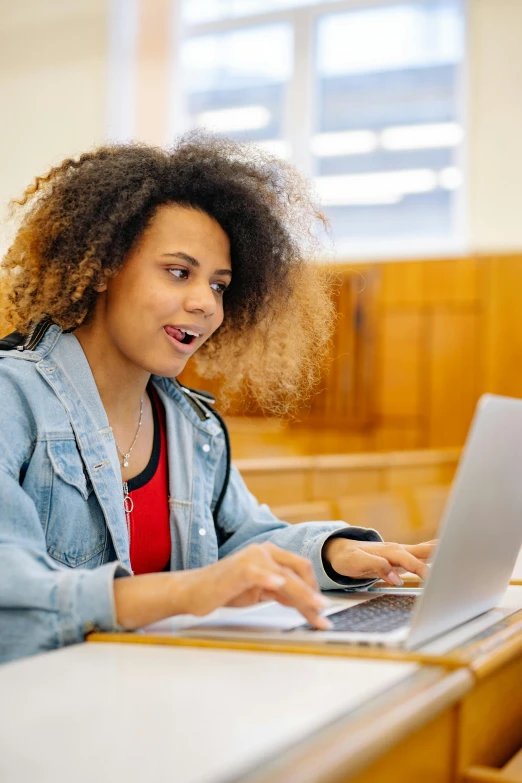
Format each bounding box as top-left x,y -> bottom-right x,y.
147,394 -> 522,650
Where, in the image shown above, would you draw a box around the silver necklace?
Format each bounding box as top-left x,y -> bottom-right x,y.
114,397 -> 144,468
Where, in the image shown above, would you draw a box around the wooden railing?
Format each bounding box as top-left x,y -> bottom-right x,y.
235,448 -> 459,506
236,448 -> 459,544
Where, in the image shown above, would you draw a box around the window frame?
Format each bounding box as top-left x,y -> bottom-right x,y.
170,0 -> 469,260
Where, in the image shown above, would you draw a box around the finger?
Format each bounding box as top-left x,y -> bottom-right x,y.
267,590 -> 332,630
270,567 -> 329,628
262,543 -> 319,591
333,548 -> 397,584
211,560 -> 286,610
240,564 -> 288,593
226,587 -> 264,607
403,541 -> 438,560
259,582 -> 332,630
382,546 -> 429,580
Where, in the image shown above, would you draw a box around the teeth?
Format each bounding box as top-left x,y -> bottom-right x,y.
184,330 -> 199,337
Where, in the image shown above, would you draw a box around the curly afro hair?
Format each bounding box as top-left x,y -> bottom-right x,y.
0,132 -> 336,414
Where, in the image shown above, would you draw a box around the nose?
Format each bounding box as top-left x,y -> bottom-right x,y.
183,279 -> 216,317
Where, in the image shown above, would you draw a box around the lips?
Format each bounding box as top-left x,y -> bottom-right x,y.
163,325 -> 200,354
164,325 -> 199,345
165,326 -> 186,343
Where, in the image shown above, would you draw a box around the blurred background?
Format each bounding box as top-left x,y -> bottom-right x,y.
1,0 -> 522,539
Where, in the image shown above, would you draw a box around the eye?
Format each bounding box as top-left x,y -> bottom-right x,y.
211,281 -> 229,295
168,268 -> 189,280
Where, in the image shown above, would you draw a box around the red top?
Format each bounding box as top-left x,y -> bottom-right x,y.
127,386 -> 171,575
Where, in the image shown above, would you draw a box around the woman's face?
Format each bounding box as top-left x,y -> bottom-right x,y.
93,204 -> 232,377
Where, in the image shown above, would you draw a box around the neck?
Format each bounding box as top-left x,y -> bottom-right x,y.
73,320 -> 150,427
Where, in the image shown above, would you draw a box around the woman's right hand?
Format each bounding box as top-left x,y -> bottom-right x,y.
114,542 -> 331,631
175,542 -> 332,630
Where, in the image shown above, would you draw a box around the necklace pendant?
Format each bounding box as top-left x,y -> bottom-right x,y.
123,457 -> 129,468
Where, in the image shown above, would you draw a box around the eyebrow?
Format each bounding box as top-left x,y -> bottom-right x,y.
161,252 -> 232,278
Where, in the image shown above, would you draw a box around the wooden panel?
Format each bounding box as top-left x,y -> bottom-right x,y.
379,258 -> 480,307
428,310 -> 481,447
237,450 -> 459,512
504,747 -> 522,779
385,465 -> 448,489
307,267 -> 378,427
374,423 -> 424,451
182,254 -> 522,457
377,312 -> 425,418
335,486 -> 448,544
270,501 -> 336,524
298,429 -> 376,455
458,654 -> 522,772
379,261 -> 425,307
312,469 -> 382,500
411,484 -> 451,540
241,470 -> 310,506
335,493 -> 414,543
484,256 -> 522,398
349,709 -> 456,783
422,258 -> 480,305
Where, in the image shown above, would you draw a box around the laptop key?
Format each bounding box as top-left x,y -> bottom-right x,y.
295,594 -> 418,633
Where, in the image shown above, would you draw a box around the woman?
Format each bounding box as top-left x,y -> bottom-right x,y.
0,134 -> 433,663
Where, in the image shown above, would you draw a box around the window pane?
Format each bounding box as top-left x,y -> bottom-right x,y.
181,24 -> 292,147
314,0 -> 465,251
182,0 -> 345,25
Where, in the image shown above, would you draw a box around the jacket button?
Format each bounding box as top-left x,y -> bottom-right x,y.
198,528 -> 206,536
202,444 -> 210,452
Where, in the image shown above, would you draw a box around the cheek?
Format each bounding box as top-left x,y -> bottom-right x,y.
142,283 -> 170,309
131,284 -> 179,323
207,309 -> 224,339
214,300 -> 225,327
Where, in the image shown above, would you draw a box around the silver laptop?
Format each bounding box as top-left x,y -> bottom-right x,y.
150,394 -> 522,650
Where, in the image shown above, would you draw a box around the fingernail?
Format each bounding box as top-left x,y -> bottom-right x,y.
317,616 -> 333,631
267,575 -> 286,589
387,571 -> 403,586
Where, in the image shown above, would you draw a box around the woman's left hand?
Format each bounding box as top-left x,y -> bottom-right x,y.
322,538 -> 438,586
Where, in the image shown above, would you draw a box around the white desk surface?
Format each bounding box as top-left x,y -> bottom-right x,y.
0,643 -> 424,783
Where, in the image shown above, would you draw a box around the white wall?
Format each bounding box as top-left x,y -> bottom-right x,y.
0,0 -> 109,230
468,0 -> 522,252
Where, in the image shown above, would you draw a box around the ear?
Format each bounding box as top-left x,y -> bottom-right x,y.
93,281 -> 108,293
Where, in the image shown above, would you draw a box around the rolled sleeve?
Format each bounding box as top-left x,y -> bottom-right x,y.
59,561 -> 131,644
0,541 -> 131,662
302,525 -> 384,591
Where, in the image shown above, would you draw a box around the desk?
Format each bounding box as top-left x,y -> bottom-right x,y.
0,644 -> 469,783
89,587 -> 522,779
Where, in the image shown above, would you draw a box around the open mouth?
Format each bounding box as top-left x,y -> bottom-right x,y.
164,326 -> 198,347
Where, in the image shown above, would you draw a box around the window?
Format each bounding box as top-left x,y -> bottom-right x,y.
180,23 -> 292,155
175,0 -> 466,258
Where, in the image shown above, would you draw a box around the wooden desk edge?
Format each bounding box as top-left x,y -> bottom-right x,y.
88,608 -> 522,678
238,667 -> 473,783
86,631 -> 464,669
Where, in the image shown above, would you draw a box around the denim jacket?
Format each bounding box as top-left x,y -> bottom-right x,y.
0,325 -> 381,663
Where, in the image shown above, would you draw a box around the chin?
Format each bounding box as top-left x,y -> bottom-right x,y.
150,358 -> 189,378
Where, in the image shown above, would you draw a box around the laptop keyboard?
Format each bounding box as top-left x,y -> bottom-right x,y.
296,594 -> 418,633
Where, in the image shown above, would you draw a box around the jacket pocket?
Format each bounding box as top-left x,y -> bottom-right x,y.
45,437 -> 105,567
46,438 -> 92,500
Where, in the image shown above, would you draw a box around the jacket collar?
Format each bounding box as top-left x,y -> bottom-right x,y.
34,328 -> 221,570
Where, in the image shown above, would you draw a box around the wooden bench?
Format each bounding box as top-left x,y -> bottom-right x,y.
235,449 -> 459,507
271,486 -> 450,544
